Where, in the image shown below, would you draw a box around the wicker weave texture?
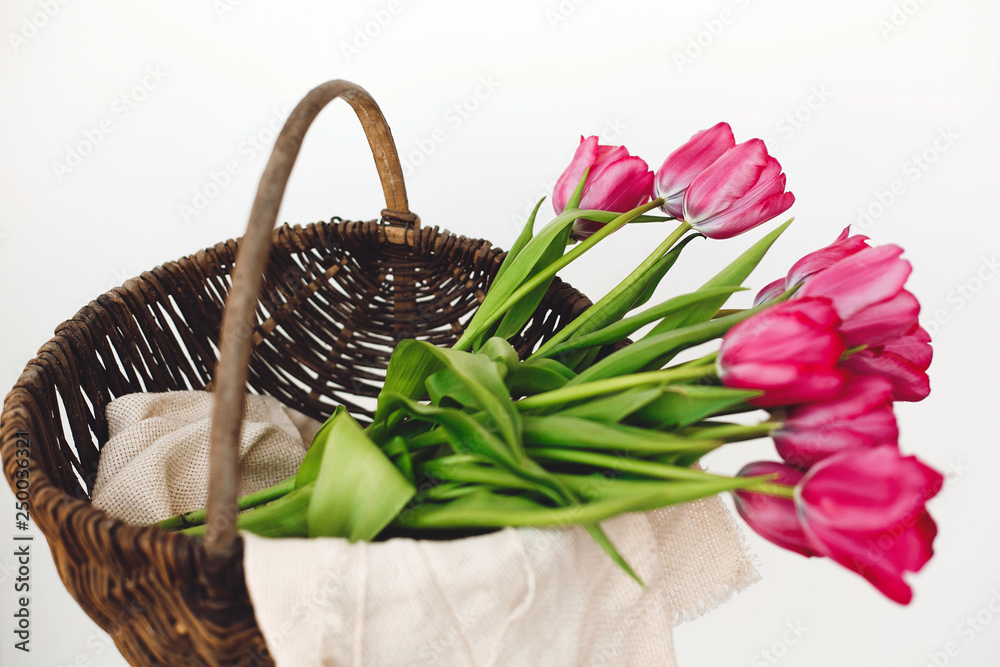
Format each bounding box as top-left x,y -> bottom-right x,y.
1,218 -> 592,666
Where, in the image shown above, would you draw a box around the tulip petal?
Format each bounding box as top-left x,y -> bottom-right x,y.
656,122 -> 736,218
553,136 -> 598,213
734,462 -> 821,557
840,290 -> 920,347
683,140 -> 769,224
787,227 -> 871,288
754,278 -> 787,306
843,349 -> 931,402
799,245 -> 912,321
799,448 -> 943,533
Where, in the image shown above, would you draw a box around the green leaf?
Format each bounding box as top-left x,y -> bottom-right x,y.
631,233 -> 700,310
522,415 -> 718,455
628,385 -> 762,429
379,340 -> 523,461
492,223 -> 573,342
492,198 -> 543,287
458,209 -> 580,350
566,305 -> 768,385
296,406 -> 346,488
378,393 -> 565,505
183,483 -> 315,538
307,410 -> 416,541
644,219 -> 792,338
538,286 -> 745,359
559,387 -> 665,423
397,475 -> 759,527
530,226 -> 694,361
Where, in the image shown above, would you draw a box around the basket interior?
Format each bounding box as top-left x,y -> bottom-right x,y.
22,219 -> 586,502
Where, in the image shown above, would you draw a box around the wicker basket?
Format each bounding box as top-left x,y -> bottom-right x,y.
0,81 -> 595,666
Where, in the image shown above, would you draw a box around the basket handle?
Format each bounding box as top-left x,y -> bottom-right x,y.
204,80 -> 416,555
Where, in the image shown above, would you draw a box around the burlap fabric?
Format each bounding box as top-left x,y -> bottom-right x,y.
93,390 -> 759,666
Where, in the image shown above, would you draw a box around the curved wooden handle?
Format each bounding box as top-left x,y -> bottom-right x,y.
204,80 -> 416,554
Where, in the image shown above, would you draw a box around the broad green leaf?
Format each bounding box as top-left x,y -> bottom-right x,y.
627,385 -> 761,429
378,393 -> 568,506
380,340 -> 524,461
307,410 -> 416,541
376,339 -> 444,421
507,363 -> 572,396
559,387 -> 665,423
644,219 -> 792,338
296,406 -> 346,488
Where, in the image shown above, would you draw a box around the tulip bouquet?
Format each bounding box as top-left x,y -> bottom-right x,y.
161,122 -> 941,604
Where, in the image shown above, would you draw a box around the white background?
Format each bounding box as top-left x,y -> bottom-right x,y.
1,1 -> 998,665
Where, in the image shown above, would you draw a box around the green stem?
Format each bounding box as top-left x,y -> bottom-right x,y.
454,199 -> 665,350
157,476 -> 296,531
745,482 -> 796,499
687,421 -> 780,442
528,447 -> 739,483
516,364 -> 716,411
530,220 -> 690,360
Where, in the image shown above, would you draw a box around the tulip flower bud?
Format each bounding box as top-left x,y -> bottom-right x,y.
797,244 -> 919,347
736,448 -> 943,604
552,136 -> 654,241
798,447 -> 943,604
773,375 -> 898,469
717,298 -> 847,407
654,122 -> 735,219
681,139 -> 795,240
843,324 -> 932,402
734,462 -> 820,557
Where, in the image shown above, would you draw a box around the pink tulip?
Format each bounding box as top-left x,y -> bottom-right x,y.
843,324 -> 932,402
734,462 -> 820,557
753,278 -> 786,306
736,448 -> 943,604
717,298 -> 847,407
797,244 -> 919,347
682,139 -> 795,239
773,375 -> 898,469
798,447 -> 943,604
552,136 -> 654,241
654,122 -> 735,219
786,227 -> 871,288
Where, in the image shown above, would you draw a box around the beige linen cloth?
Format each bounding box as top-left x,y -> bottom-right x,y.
92,390 -> 759,667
